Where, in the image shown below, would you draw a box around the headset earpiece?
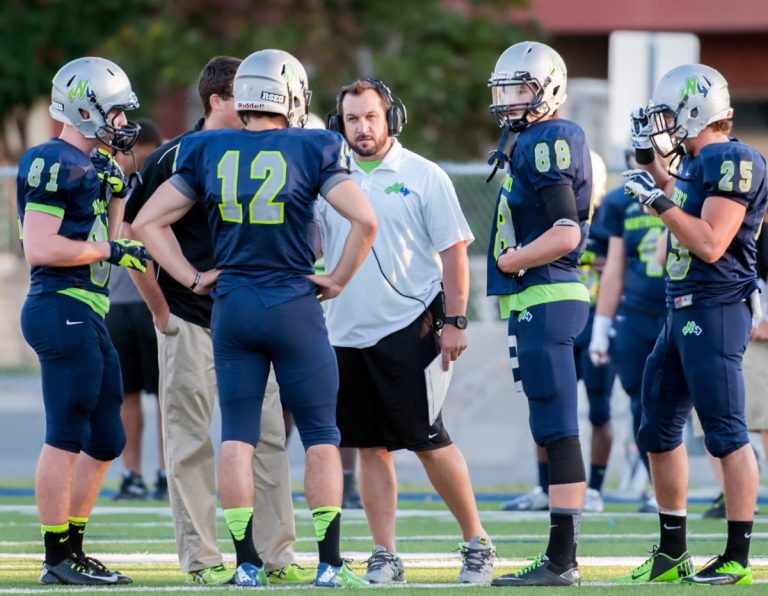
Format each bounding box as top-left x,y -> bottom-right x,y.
331,78 -> 407,138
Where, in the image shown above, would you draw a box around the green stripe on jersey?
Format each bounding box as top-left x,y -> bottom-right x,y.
499,282 -> 590,319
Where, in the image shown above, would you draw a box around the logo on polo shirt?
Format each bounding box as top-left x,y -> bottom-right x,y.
385,182 -> 410,197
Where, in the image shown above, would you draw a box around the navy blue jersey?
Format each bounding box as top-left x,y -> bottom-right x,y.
579,204 -> 611,303
601,186 -> 667,314
173,127 -> 349,304
665,141 -> 767,307
17,138 -> 112,296
487,119 -> 592,299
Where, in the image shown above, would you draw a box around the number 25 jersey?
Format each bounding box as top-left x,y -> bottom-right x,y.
666,140 -> 768,307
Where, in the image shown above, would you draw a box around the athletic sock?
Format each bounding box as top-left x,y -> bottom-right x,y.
724,520 -> 753,567
588,464 -> 607,492
68,517 -> 88,558
538,462 -> 550,494
545,510 -> 579,569
658,512 -> 687,558
223,507 -> 262,567
312,506 -> 342,566
42,523 -> 73,565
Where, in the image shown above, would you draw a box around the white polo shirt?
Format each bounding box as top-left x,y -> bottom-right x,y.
316,139 -> 474,348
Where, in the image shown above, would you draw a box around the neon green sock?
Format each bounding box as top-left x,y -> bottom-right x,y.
224,507 -> 253,541
312,506 -> 342,566
224,507 -> 261,566
41,523 -> 72,565
68,516 -> 88,556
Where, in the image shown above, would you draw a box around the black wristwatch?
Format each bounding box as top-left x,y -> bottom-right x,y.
443,315 -> 468,330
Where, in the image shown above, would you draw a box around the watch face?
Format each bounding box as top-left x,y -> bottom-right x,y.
447,316 -> 467,329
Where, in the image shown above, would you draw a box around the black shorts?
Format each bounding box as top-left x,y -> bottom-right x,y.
335,309 -> 452,452
105,301 -> 159,394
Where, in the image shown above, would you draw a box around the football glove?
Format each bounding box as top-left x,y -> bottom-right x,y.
623,169 -> 667,209
588,314 -> 613,367
91,148 -> 135,199
630,107 -> 653,150
108,239 -> 152,273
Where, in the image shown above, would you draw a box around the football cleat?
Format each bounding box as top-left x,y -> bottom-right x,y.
266,563 -> 314,585
315,561 -> 369,587
501,486 -> 549,511
113,470 -> 149,501
613,546 -> 694,583
491,554 -> 579,587
40,557 -> 119,585
186,563 -> 233,585
363,546 -> 406,584
682,555 -> 752,585
583,488 -> 604,513
233,562 -> 267,587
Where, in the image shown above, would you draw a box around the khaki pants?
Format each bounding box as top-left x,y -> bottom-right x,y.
157,313 -> 296,572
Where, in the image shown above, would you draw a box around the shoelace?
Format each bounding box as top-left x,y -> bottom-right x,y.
75,555 -> 114,577
365,551 -> 398,572
515,554 -> 545,576
456,544 -> 495,572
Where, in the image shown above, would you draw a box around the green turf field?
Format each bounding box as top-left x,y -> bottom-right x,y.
1,492 -> 767,593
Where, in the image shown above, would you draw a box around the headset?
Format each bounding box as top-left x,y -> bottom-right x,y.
326,78 -> 407,137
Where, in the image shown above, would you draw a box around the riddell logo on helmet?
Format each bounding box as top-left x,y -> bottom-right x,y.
236,102 -> 266,110
261,91 -> 286,104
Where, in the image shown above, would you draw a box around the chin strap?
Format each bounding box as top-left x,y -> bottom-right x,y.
486,123 -> 513,183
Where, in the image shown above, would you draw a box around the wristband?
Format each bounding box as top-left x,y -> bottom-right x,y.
189,271 -> 201,290
650,194 -> 675,215
635,147 -> 655,165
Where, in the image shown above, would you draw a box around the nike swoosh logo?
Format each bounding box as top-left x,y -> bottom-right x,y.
745,532 -> 752,539
428,433 -> 438,439
65,320 -> 84,326
58,536 -> 69,543
663,524 -> 681,530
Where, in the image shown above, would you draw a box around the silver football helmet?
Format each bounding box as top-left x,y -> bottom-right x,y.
489,41 -> 568,131
646,63 -> 732,157
50,57 -> 140,152
234,49 -> 311,128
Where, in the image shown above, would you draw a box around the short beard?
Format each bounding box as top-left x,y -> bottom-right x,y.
349,136 -> 387,158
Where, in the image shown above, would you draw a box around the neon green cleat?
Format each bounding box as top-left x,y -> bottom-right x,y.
186,563 -> 233,585
682,556 -> 752,585
613,546 -> 694,583
267,563 -> 314,585
315,561 -> 369,587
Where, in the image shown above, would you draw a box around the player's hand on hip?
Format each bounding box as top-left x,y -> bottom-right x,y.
107,239 -> 152,272
191,269 -> 220,295
307,273 -> 342,301
588,314 -> 612,367
439,325 -> 467,371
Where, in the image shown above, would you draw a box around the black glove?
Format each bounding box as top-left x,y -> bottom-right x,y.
91,148 -> 136,199
108,239 -> 152,272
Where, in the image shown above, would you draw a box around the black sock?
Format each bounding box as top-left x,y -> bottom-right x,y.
343,470 -> 355,496
588,464 -> 607,492
42,524 -> 73,566
313,507 -> 342,566
68,517 -> 87,558
224,509 -> 262,567
545,511 -> 579,569
724,520 -> 752,567
538,462 -> 550,494
658,512 -> 687,559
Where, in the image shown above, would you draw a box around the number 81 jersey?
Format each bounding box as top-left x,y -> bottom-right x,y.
17,138 -> 111,296
665,140 -> 768,307
487,119 -> 592,297
172,127 -> 350,299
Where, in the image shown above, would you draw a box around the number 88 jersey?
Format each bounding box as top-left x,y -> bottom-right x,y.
17,138 -> 111,296
487,119 -> 593,297
665,140 -> 768,307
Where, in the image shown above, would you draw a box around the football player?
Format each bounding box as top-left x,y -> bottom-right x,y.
486,41 -> 592,587
615,64 -> 766,586
589,170 -> 667,514
18,56 -> 148,585
132,49 -> 376,588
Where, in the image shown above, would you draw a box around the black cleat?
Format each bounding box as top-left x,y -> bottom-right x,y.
113,471 -> 149,501
78,555 -> 132,584
492,554 -> 580,587
40,557 -> 119,585
682,555 -> 752,585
